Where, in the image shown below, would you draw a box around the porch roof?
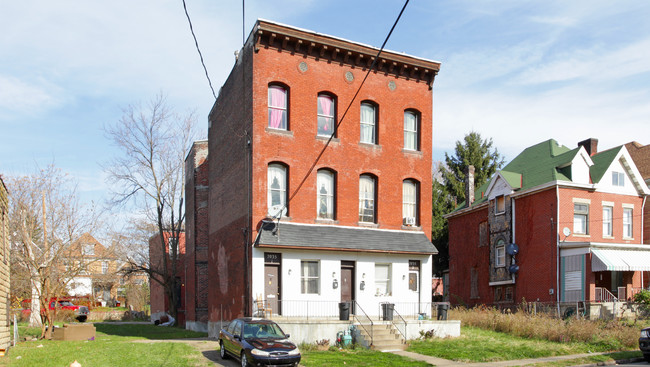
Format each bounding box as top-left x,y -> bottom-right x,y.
591,248 -> 650,272
257,222 -> 437,255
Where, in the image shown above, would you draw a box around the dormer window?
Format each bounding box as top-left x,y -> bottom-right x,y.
495,196 -> 505,214
612,171 -> 625,187
82,244 -> 94,256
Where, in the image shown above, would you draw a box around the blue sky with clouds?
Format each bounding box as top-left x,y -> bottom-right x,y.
2,0 -> 650,210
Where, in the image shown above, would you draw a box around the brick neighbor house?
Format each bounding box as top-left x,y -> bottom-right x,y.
625,141 -> 650,245
184,20 -> 440,336
446,138 -> 650,312
149,231 -> 186,326
0,177 -> 10,350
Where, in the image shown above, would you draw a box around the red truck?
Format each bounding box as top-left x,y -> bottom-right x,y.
22,298 -> 90,322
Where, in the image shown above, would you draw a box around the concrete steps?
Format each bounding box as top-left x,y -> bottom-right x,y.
357,322 -> 406,352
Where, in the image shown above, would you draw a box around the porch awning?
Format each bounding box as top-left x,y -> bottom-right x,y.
591,248 -> 650,272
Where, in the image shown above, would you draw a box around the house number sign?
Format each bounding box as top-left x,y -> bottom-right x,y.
264,252 -> 281,264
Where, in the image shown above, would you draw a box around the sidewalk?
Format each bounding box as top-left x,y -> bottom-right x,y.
391,350 -> 644,367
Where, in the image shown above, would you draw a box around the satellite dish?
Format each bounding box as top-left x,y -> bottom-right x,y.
563,227 -> 571,237
506,243 -> 519,256
269,204 -> 287,218
509,264 -> 520,274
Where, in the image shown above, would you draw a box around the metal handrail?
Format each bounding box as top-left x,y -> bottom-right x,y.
595,287 -> 618,302
391,307 -> 407,342
353,301 -> 373,347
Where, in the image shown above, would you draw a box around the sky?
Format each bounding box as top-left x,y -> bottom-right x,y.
2,0 -> 650,218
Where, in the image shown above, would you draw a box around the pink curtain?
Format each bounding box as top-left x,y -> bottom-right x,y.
319,96 -> 332,131
269,88 -> 285,128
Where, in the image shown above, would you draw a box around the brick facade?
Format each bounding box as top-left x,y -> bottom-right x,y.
0,178 -> 10,350
149,232 -> 186,326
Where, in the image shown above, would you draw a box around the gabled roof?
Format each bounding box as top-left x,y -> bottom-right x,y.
589,146 -> 622,184
257,222 -> 437,255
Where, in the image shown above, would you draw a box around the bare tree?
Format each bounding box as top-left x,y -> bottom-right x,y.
7,165 -> 101,338
104,93 -> 196,320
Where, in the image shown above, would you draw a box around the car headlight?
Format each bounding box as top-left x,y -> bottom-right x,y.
641,330 -> 650,338
250,348 -> 270,357
287,347 -> 300,356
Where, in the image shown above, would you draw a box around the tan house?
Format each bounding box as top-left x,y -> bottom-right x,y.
0,177 -> 10,350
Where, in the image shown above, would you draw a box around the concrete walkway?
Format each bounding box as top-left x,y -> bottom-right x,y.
391,350 -> 643,367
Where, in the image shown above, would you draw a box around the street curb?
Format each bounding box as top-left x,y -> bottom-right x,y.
571,356 -> 645,367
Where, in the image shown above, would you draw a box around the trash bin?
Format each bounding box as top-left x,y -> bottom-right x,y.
381,303 -> 394,321
338,302 -> 350,321
437,303 -> 449,320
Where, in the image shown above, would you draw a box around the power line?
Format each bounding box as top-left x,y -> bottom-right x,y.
182,0 -> 218,101
282,0 -> 410,210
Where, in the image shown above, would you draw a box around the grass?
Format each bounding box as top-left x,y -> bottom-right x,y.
408,326 -> 628,362
301,348 -> 431,367
1,323 -> 210,367
527,351 -> 642,367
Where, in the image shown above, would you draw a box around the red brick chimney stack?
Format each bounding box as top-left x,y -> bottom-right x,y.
578,138 -> 599,156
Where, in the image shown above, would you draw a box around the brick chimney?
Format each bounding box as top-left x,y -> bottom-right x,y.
578,138 -> 598,156
465,165 -> 475,207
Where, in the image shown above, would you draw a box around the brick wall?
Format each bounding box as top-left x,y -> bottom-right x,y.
148,232 -> 186,324
0,178 -> 9,350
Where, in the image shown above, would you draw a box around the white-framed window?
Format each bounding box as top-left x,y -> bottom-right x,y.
267,164 -> 287,216
495,240 -> 506,267
573,203 -> 589,235
403,110 -> 419,151
612,171 -> 625,187
83,244 -> 94,256
317,170 -> 335,219
623,207 -> 633,238
360,102 -> 377,144
602,206 -> 613,237
375,263 -> 391,297
359,175 -> 376,223
495,196 -> 505,214
268,85 -> 288,130
102,261 -> 109,275
317,94 -> 335,136
402,179 -> 419,226
300,260 -> 320,294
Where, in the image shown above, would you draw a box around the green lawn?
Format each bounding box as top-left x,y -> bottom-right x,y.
408,326 -> 638,363
1,323 -> 210,367
301,348 -> 431,367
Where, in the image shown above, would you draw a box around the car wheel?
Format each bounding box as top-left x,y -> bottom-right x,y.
241,352 -> 249,367
644,354 -> 650,363
219,341 -> 228,360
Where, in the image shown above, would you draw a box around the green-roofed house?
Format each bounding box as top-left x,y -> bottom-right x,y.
445,138 -> 650,315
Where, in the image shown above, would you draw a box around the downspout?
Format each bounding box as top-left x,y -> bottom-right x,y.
511,197 -> 516,284
556,186 -> 560,314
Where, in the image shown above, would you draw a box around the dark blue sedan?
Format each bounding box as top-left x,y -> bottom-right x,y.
219,317 -> 301,367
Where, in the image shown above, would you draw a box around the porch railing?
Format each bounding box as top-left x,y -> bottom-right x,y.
353,301 -> 373,347
594,287 -> 618,302
391,306 -> 407,342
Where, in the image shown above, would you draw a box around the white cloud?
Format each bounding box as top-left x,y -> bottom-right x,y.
0,75 -> 64,113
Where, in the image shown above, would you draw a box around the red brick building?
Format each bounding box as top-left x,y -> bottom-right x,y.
446,138 -> 650,310
625,141 -> 650,245
185,20 -> 440,335
149,231 -> 186,326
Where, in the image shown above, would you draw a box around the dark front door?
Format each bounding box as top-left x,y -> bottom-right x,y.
264,264 -> 280,315
341,261 -> 355,314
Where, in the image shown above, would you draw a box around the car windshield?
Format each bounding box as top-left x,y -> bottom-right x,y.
58,301 -> 74,307
243,322 -> 286,339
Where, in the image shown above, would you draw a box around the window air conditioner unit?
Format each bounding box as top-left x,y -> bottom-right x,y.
404,217 -> 416,226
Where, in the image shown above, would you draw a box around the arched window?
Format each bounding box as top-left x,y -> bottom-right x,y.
268,84 -> 288,130
402,179 -> 419,226
495,239 -> 506,267
360,102 -> 377,144
404,110 -> 420,151
317,169 -> 335,219
359,174 -> 376,223
267,163 -> 288,217
317,93 -> 336,137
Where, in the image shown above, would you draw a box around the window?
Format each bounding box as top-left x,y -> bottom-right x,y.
301,260 -> 320,294
612,171 -> 625,187
470,267 -> 479,299
573,203 -> 589,235
267,164 -> 287,217
479,221 -> 488,247
360,102 -> 377,144
317,170 -> 335,219
403,110 -> 420,151
317,94 -> 335,136
495,196 -> 505,214
102,261 -> 109,275
168,237 -> 178,257
495,240 -> 506,267
359,175 -> 376,223
603,206 -> 613,237
375,264 -> 391,296
623,208 -> 633,238
402,179 -> 419,226
83,244 -> 94,256
268,85 -> 287,130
